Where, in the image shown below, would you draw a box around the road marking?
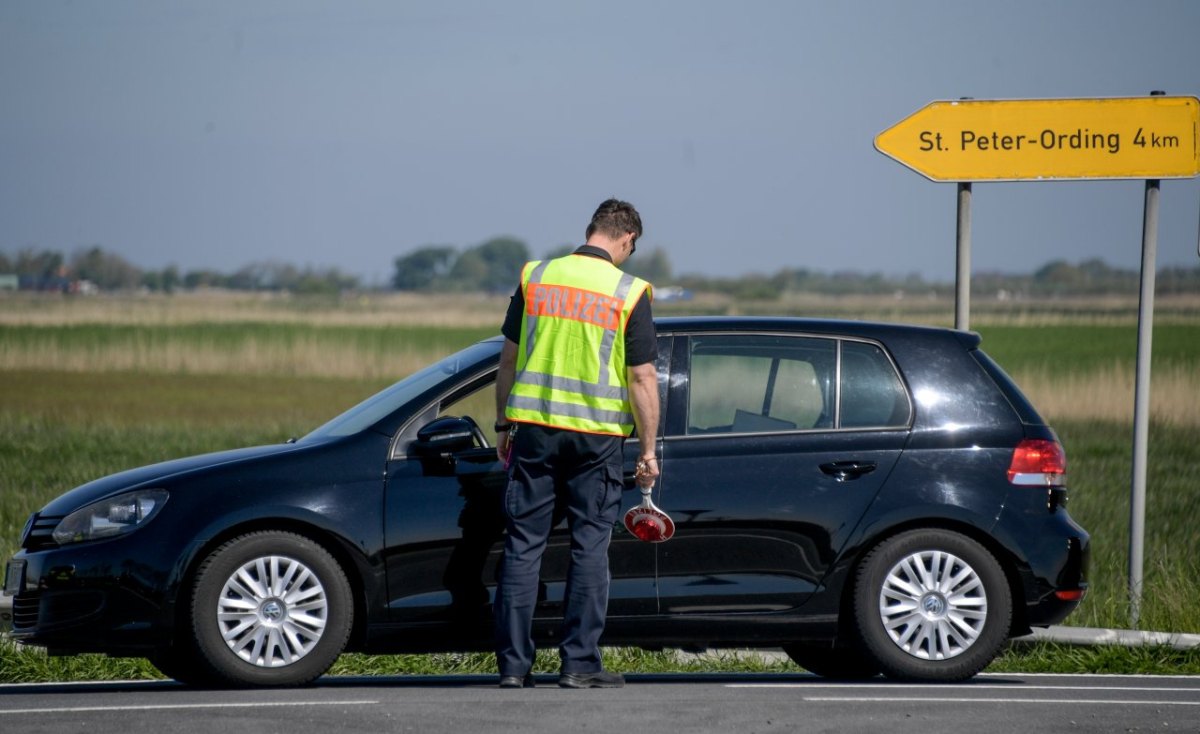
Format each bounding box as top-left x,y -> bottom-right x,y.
0,700 -> 379,715
803,697 -> 1200,706
728,683 -> 1200,692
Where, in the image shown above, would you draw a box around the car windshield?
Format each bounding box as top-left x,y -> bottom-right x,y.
302,340 -> 500,440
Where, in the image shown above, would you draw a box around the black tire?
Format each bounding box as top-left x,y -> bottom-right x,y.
188,531 -> 353,687
853,529 -> 1011,682
147,643 -> 224,687
783,642 -> 881,680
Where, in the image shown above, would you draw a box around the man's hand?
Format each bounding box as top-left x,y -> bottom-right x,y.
495,429 -> 511,464
635,455 -> 659,488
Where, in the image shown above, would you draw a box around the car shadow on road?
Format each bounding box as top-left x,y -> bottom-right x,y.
0,672 -> 1031,695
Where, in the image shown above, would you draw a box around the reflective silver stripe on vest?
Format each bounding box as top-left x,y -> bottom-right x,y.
596,272 -> 637,383
516,369 -> 629,401
523,260 -> 551,361
508,394 -> 634,427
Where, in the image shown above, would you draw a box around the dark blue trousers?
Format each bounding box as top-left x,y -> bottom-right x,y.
494,424 -> 624,676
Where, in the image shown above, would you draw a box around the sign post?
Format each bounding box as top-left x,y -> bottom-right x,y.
1129,175 -> 1159,627
875,94 -> 1200,628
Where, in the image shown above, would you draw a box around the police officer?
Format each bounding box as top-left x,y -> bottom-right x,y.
493,198 -> 660,689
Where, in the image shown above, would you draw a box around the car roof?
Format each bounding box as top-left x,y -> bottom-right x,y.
653,316 -> 983,349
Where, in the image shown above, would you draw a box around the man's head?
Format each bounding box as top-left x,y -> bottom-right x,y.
585,198 -> 642,264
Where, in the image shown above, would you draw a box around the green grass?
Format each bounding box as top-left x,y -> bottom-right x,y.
975,323 -> 1198,373
3,318 -> 1199,681
1046,420 -> 1200,633
993,641 -> 1200,675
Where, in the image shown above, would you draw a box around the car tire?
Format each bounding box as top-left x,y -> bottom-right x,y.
853,529 -> 1011,682
782,642 -> 881,680
148,643 -> 224,687
188,531 -> 353,687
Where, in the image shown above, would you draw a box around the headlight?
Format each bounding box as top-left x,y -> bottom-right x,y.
52,489 -> 169,546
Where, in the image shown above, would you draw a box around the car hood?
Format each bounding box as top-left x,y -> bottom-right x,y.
40,442 -> 312,516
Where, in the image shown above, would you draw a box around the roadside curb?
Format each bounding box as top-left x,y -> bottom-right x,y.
1015,625 -> 1200,651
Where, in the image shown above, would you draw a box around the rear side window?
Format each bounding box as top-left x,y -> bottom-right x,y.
683,334 -> 910,435
971,349 -> 1045,425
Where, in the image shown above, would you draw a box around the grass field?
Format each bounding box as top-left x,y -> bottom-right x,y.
1,291 -> 1198,680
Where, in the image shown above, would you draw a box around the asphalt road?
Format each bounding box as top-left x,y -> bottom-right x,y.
2,673 -> 1199,733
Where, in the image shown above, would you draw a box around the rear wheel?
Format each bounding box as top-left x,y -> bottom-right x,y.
187,531 -> 353,687
783,642 -> 881,680
853,529 -> 1011,682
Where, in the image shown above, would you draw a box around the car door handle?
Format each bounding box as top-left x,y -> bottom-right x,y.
819,461 -> 877,482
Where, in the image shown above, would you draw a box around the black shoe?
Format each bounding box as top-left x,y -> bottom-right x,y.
558,670 -> 625,689
499,673 -> 535,689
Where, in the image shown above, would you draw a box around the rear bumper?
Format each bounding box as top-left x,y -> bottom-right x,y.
1011,514 -> 1090,631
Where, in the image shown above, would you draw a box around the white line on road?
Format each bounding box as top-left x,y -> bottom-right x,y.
728,683 -> 1200,692
803,697 -> 1200,706
0,700 -> 379,715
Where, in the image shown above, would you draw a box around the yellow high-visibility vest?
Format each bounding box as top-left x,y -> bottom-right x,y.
506,254 -> 652,436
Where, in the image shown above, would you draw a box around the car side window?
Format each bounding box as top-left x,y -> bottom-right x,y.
839,340 -> 911,429
686,335 -> 835,435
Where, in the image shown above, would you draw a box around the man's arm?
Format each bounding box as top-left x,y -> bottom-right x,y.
494,338 -> 518,462
627,361 -> 660,487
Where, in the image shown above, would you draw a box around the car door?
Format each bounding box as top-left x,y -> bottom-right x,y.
381,356 -> 664,642
655,332 -> 911,615
381,373 -> 507,643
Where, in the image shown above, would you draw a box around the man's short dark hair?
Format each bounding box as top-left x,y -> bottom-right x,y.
586,198 -> 642,242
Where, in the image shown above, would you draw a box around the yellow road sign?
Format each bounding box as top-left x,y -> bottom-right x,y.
874,96 -> 1200,182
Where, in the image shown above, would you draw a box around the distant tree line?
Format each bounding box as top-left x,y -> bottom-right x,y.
674,258 -> 1200,300
390,237 -> 673,292
0,247 -> 358,295
2,244 -> 1197,298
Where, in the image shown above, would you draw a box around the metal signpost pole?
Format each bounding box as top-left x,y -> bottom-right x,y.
1129,175 -> 1159,629
955,182 -> 972,331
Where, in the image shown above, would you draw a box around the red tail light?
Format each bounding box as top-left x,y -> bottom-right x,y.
1008,439 -> 1067,486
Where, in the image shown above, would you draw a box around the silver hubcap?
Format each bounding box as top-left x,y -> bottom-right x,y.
878,550 -> 987,661
217,555 -> 328,668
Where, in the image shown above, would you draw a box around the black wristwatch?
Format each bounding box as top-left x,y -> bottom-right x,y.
494,422 -> 512,433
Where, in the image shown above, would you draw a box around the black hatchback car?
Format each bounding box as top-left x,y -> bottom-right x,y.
4,317 -> 1088,686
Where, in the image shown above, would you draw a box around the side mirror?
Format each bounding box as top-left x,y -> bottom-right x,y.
412,416 -> 482,457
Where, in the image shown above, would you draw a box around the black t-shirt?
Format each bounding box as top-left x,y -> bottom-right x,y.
500,246 -> 657,367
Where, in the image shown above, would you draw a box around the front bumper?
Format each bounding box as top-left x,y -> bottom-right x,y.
6,528 -> 183,655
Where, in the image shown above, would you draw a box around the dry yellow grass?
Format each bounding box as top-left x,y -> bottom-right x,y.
0,337 -> 438,380
1016,364 -> 1200,427
3,290 -> 1198,328
0,290 -> 509,327
3,290 -> 1196,424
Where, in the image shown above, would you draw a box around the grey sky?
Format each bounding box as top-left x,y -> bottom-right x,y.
3,0 -> 1199,285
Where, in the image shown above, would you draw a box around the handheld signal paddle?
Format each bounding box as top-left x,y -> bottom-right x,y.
623,473 -> 674,543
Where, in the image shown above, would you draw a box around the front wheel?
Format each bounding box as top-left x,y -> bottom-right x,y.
853,529 -> 1011,682
188,531 -> 353,687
